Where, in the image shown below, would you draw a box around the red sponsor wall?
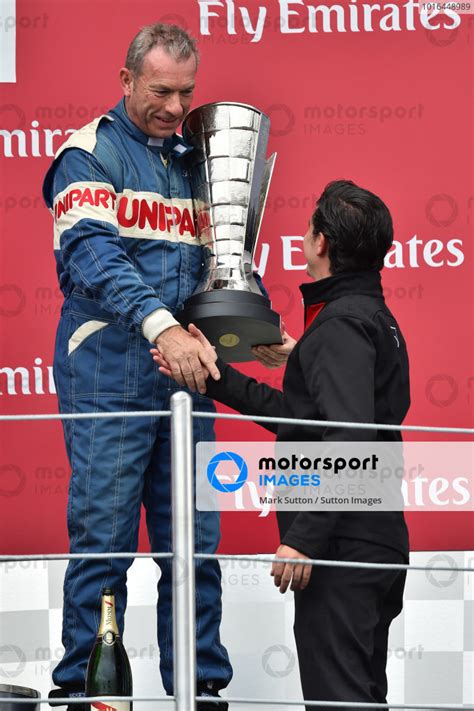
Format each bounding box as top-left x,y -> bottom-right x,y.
0,0 -> 472,554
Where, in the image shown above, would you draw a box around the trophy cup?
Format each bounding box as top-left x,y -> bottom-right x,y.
177,102 -> 282,362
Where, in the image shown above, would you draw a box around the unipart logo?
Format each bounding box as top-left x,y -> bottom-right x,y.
52,185 -> 199,249
54,186 -> 117,218
54,186 -> 196,237
117,196 -> 195,236
0,358 -> 56,396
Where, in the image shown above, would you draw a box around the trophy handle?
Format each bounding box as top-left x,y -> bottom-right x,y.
251,152 -> 277,259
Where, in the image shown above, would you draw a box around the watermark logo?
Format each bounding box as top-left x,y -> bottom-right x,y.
266,104 -> 296,137
387,644 -> 424,659
0,104 -> 25,128
0,284 -> 26,317
426,373 -> 458,407
0,645 -> 26,678
207,451 -> 248,493
198,441 -> 473,512
262,644 -> 296,678
425,553 -> 459,587
425,193 -> 459,227
0,464 -> 26,497
157,13 -> 188,30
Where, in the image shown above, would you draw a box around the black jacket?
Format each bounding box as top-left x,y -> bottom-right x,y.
206,270 -> 410,560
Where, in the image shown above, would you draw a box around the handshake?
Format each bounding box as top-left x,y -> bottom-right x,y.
151,322 -> 312,593
151,323 -> 296,395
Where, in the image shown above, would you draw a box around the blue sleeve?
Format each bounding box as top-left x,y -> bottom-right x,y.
253,270 -> 269,299
45,148 -> 166,332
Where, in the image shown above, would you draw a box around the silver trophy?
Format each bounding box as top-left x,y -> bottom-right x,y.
178,102 -> 282,362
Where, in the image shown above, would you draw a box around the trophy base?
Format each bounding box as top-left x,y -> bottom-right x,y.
177,290 -> 282,363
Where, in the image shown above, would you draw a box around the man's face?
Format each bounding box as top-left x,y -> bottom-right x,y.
121,46 -> 197,138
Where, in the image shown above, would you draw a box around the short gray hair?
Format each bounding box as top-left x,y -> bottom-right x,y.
125,23 -> 199,76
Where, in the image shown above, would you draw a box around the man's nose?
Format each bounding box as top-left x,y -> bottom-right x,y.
164,93 -> 182,116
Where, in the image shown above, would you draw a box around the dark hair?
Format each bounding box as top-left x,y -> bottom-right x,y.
125,24 -> 199,77
311,179 -> 393,273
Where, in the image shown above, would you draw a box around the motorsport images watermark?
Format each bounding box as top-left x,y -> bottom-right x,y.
196,442 -> 473,514
207,451 -> 248,492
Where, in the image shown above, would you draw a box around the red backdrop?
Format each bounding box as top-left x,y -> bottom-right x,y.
0,0 -> 472,554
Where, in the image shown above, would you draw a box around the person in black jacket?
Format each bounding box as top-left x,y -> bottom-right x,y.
152,179 -> 410,711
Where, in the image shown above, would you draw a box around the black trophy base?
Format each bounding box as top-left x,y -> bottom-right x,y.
177,290 -> 282,363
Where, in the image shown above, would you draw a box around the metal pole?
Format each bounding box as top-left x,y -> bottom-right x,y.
171,391 -> 196,711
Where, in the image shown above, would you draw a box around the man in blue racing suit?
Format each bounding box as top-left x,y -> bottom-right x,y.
43,23 -> 254,711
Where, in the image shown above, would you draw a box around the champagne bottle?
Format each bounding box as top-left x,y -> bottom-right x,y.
85,588 -> 133,711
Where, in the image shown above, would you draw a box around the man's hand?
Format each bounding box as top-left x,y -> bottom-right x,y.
270,544 -> 312,593
251,328 -> 297,369
153,324 -> 219,394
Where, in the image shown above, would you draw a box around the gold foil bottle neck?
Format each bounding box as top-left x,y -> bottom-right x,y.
98,592 -> 119,636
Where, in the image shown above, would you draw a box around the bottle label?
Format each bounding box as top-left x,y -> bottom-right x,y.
98,594 -> 119,636
91,702 -> 131,710
102,630 -> 116,646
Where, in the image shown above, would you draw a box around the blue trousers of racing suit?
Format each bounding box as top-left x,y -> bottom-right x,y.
52,317 -> 230,693
43,100 -> 233,693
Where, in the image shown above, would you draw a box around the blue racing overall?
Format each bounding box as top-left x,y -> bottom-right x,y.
43,99 -> 233,694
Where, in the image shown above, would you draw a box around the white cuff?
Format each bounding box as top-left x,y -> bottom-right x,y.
142,308 -> 180,343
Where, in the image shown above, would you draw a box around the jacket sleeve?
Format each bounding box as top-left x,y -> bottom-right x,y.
280,316 -> 376,558
253,270 -> 269,299
205,358 -> 284,434
45,147 -> 178,338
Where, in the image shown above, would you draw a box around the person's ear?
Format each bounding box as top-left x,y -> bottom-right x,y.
315,232 -> 328,256
119,67 -> 133,97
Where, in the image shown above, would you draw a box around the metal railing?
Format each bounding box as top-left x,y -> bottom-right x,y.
0,391 -> 473,709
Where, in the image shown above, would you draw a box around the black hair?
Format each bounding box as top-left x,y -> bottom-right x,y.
311,179 -> 393,273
